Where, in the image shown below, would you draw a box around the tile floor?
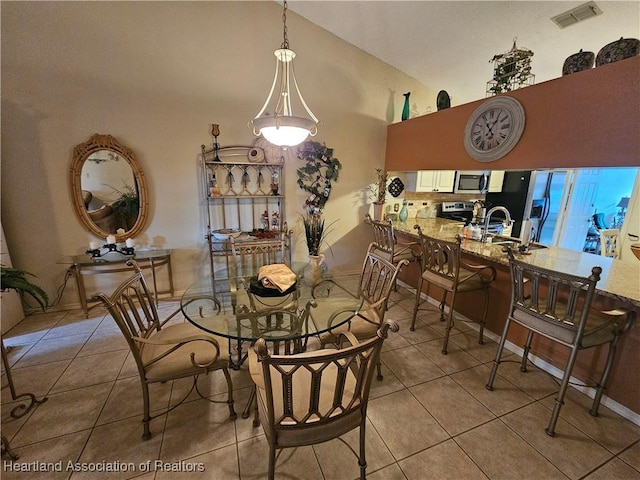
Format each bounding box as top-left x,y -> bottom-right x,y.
2,282 -> 639,480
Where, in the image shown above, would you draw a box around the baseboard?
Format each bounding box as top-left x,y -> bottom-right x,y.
395,279 -> 640,427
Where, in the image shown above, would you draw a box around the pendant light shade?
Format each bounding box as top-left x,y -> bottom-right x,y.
250,2 -> 318,147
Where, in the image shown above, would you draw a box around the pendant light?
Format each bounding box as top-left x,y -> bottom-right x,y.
250,0 -> 319,147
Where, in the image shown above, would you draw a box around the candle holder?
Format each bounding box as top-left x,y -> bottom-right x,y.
212,124 -> 221,162
86,243 -> 135,262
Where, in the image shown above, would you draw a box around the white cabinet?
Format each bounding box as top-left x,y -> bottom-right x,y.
411,170 -> 456,192
488,170 -> 505,192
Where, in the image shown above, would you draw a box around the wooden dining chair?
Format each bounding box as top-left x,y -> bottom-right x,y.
411,226 -> 496,354
250,320 -> 399,480
486,248 -> 636,436
92,260 -> 236,440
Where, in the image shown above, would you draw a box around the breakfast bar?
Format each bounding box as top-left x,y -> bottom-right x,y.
391,217 -> 640,416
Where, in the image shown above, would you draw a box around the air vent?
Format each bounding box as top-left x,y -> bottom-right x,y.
551,1 -> 602,29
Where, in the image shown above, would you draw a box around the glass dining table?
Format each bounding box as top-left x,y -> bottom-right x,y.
180,264 -> 365,360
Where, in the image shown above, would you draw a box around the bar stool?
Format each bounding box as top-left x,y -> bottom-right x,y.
411,226 -> 496,354
364,213 -> 421,268
486,248 -> 636,436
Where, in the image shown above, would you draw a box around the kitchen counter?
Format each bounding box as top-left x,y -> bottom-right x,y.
390,217 -> 640,416
393,218 -> 640,308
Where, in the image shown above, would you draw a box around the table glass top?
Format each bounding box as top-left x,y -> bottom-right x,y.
181,269 -> 364,342
58,248 -> 172,265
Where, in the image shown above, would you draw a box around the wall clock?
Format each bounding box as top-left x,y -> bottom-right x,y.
463,96 -> 525,162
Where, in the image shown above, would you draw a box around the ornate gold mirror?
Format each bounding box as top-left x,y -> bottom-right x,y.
69,134 -> 148,241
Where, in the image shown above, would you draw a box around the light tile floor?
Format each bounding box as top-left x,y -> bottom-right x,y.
2,283 -> 639,480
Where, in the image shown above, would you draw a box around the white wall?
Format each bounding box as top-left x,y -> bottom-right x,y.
1,1 -> 432,310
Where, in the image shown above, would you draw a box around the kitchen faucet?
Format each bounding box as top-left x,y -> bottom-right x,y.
482,206 -> 513,243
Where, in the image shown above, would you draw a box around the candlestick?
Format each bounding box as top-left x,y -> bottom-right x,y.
125,238 -> 135,248
89,241 -> 99,250
116,228 -> 125,236
106,235 -> 116,245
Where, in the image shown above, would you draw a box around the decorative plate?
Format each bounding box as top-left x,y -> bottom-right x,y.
596,37 -> 640,67
562,49 -> 595,76
387,177 -> 405,197
436,90 -> 451,110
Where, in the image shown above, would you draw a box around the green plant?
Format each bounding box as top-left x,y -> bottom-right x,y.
367,168 -> 388,204
1,265 -> 48,310
109,184 -> 139,217
296,141 -> 342,213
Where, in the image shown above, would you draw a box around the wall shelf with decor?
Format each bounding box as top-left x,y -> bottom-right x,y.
199,133 -> 291,304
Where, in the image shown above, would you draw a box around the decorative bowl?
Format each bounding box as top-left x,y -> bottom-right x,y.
212,229 -> 242,241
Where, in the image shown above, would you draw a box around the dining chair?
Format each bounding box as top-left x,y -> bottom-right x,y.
486,248 -> 636,436
243,299 -> 317,425
229,236 -> 297,366
311,248 -> 408,380
599,228 -> 620,258
411,226 -> 496,354
250,319 -> 399,480
92,260 -> 236,440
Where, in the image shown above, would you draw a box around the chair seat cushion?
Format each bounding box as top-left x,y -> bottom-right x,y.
311,298 -> 381,342
393,243 -> 421,263
141,323 -> 229,381
422,266 -> 488,293
512,301 -> 623,347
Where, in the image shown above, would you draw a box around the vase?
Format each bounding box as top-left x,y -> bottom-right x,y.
399,200 -> 409,222
402,92 -> 411,121
373,202 -> 385,221
303,254 -> 325,287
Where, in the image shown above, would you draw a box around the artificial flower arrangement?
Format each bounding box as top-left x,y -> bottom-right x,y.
296,141 -> 342,256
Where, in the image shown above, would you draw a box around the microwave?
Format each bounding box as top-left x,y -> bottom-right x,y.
454,171 -> 489,194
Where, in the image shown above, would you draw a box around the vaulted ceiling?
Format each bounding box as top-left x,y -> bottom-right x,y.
287,1 -> 640,107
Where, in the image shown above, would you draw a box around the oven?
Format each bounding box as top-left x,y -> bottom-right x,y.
438,201 -> 474,224
454,171 -> 489,194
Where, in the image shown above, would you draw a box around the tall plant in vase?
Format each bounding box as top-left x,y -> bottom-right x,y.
296,141 -> 341,285
367,168 -> 388,221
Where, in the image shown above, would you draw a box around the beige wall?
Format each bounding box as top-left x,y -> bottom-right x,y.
1,1 -> 431,310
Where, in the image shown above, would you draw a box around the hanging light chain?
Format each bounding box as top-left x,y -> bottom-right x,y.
281,0 -> 289,49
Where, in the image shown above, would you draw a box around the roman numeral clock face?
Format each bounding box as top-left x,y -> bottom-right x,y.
464,97 -> 525,162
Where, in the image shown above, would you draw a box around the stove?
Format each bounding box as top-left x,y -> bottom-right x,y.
438,201 -> 475,223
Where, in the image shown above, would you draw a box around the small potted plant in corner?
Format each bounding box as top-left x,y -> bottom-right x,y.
1,265 -> 49,311
367,168 -> 388,221
296,141 -> 342,286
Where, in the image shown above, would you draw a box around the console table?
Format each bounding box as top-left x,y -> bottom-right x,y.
58,249 -> 173,317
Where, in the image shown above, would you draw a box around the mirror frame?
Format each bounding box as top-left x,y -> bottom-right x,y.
69,133 -> 149,241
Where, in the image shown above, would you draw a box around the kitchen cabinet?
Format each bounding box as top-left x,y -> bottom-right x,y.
407,170 -> 456,192
487,170 -> 505,192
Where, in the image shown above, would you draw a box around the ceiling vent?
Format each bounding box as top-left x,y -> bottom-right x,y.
551,1 -> 602,29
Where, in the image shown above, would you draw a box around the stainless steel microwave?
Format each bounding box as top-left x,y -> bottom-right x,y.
454,171 -> 489,194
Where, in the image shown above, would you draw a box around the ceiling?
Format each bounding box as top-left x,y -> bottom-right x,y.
287,1 -> 640,107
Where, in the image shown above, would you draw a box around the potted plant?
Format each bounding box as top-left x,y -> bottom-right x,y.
296,141 -> 341,285
109,184 -> 139,231
1,265 -> 49,311
367,168 -> 388,221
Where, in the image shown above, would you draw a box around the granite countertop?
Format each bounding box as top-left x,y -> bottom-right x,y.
392,218 -> 640,308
